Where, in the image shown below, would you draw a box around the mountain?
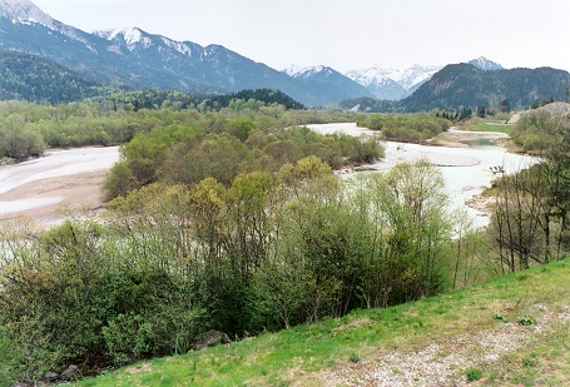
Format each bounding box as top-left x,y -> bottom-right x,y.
345,68 -> 408,100
346,65 -> 442,100
0,0 -> 359,106
284,65 -> 371,106
0,50 -> 99,103
402,63 -> 570,112
468,56 -> 504,71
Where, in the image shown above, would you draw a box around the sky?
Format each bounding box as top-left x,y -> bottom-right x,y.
34,0 -> 570,72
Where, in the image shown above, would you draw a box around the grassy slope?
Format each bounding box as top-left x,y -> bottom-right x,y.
76,259 -> 570,386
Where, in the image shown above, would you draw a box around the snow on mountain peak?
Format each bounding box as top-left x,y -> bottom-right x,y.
283,65 -> 335,78
0,0 -> 54,27
95,27 -> 199,57
94,27 -> 155,50
347,65 -> 442,92
346,67 -> 392,87
468,57 -> 504,71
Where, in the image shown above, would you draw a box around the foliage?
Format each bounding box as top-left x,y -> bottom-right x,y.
0,100 -> 358,161
512,108 -> 570,154
76,259 -> 570,386
357,113 -> 451,142
339,97 -> 402,113
197,89 -> 306,111
0,160 -> 456,380
0,50 -> 100,104
107,121 -> 383,199
403,64 -> 570,112
490,108 -> 570,272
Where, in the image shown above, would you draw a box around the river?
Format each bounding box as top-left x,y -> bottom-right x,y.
307,123 -> 537,228
0,123 -> 536,229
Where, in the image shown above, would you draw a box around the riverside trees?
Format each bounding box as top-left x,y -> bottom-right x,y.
0,159 -> 457,381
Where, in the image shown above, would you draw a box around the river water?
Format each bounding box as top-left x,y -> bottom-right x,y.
308,123 -> 537,228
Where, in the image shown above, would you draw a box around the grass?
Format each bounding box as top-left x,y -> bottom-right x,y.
462,119 -> 513,135
75,259 -> 570,386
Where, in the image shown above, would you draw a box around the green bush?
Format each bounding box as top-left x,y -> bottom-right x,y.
357,114 -> 451,143
0,160 -> 456,382
466,368 -> 483,382
0,222 -> 210,380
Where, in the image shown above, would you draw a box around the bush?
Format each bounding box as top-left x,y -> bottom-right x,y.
0,222 -> 209,379
0,160 -> 458,382
466,368 -> 482,382
357,114 -> 451,143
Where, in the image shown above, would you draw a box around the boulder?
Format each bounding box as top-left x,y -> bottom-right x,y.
42,372 -> 59,383
193,330 -> 230,350
61,365 -> 80,380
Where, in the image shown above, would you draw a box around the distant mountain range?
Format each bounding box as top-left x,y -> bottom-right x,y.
0,0 -> 368,106
345,58 -> 504,100
345,65 -> 441,100
283,65 -> 372,104
0,0 -> 567,111
341,63 -> 570,113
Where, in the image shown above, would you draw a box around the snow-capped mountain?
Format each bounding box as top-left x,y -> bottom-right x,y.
468,56 -> 504,71
283,65 -> 372,105
346,67 -> 408,100
0,0 -> 53,27
346,59 -> 503,101
0,0 -> 368,105
347,65 -> 442,100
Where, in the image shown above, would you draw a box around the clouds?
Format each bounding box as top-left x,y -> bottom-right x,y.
34,0 -> 570,71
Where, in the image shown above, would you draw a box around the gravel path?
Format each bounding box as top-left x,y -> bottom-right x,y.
326,305 -> 570,386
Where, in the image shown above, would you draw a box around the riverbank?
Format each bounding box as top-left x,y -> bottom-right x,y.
307,123 -> 536,228
0,146 -> 119,228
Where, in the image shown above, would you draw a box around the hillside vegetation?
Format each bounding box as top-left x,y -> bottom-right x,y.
342,64 -> 570,113
0,50 -> 99,104
75,259 -> 570,386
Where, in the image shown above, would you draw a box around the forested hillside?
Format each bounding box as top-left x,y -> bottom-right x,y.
403,64 -> 570,111
0,51 -> 99,103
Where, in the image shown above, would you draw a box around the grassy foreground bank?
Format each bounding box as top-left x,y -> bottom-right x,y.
75,259 -> 570,386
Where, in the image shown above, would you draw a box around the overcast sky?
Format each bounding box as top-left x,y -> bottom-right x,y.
34,0 -> 570,71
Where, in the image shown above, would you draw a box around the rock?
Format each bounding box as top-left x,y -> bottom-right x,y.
61,365 -> 80,380
42,372 -> 59,382
194,330 -> 231,350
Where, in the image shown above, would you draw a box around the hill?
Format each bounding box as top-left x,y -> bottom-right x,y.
0,50 -> 99,103
75,259 -> 570,386
403,63 -> 570,112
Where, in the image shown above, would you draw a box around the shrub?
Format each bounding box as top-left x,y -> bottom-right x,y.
466,368 -> 482,382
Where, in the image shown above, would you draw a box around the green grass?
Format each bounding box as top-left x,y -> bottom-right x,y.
465,120 -> 513,135
75,259 -> 570,386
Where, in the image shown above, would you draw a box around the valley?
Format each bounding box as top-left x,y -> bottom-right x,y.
0,1 -> 568,386
308,123 -> 535,228
0,121 -> 532,230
